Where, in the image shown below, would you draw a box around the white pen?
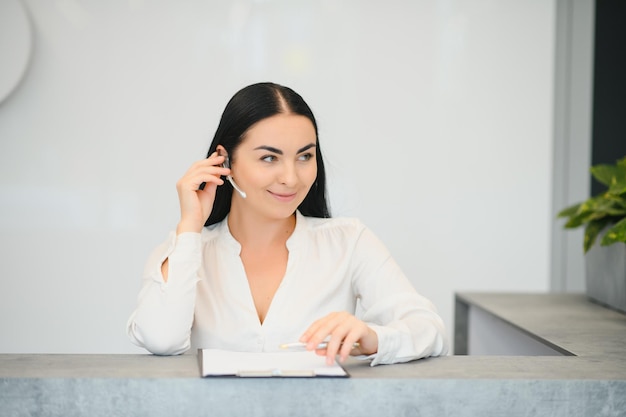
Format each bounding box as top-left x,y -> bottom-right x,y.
279,342 -> 360,350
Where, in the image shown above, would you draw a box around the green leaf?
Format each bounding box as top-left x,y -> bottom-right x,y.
591,164 -> 619,187
593,196 -> 626,216
594,156 -> 626,195
600,217 -> 626,246
564,210 -> 599,228
605,193 -> 626,209
557,203 -> 581,219
608,177 -> 626,196
584,219 -> 611,253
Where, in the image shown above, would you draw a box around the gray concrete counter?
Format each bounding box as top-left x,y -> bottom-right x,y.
1,293 -> 625,416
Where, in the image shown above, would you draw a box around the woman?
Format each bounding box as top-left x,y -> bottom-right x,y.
127,82 -> 448,365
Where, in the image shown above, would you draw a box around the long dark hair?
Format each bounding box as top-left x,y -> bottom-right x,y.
204,82 -> 331,226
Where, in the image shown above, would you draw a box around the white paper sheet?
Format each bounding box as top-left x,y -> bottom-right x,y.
198,349 -> 348,377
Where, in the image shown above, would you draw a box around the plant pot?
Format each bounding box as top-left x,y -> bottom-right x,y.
585,239 -> 626,314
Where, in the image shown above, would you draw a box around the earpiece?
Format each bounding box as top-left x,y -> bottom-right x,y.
220,151 -> 247,199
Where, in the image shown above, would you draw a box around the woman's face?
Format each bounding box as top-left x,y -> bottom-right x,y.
229,113 -> 318,221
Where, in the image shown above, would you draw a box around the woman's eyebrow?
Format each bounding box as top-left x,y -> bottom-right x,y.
254,145 -> 282,154
297,143 -> 316,153
253,143 -> 316,154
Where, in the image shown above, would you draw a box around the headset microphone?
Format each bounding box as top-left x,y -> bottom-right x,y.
227,175 -> 247,199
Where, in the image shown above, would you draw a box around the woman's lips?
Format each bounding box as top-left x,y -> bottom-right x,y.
268,191 -> 297,202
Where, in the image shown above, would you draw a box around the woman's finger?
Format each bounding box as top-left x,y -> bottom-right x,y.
302,312 -> 369,364
175,154 -> 230,233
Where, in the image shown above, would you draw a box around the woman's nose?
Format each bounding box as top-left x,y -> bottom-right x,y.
278,162 -> 298,186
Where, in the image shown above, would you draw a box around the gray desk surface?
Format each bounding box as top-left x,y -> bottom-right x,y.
1,293 -> 625,417
454,292 -> 626,378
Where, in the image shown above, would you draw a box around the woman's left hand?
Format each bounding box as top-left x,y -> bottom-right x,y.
300,312 -> 378,365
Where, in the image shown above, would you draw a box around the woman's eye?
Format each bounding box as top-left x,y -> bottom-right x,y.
261,155 -> 277,162
298,153 -> 314,161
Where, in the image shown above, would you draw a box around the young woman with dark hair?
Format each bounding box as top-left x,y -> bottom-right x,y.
127,82 -> 448,365
204,82 -> 330,226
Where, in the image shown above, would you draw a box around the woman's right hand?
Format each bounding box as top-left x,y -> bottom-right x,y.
175,151 -> 231,234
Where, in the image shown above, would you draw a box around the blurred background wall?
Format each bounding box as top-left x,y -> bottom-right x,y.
0,0 -> 590,353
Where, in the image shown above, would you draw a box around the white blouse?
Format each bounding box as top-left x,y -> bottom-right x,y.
127,212 -> 448,366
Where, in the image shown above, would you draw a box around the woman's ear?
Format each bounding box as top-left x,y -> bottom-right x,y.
216,145 -> 230,169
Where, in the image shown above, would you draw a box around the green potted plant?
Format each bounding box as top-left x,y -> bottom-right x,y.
558,156 -> 626,313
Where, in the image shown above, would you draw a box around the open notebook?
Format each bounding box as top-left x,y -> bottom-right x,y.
198,349 -> 348,378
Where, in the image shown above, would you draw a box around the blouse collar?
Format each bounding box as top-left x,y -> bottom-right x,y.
216,211 -> 309,254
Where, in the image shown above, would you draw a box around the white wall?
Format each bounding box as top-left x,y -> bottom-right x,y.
0,0 -> 555,353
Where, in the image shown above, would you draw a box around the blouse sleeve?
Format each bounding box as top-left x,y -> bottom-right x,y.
126,232 -> 201,355
350,224 -> 449,365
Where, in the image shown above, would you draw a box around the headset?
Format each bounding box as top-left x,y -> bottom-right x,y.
219,150 -> 247,199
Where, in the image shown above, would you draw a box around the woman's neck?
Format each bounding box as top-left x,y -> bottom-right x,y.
227,208 -> 296,249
